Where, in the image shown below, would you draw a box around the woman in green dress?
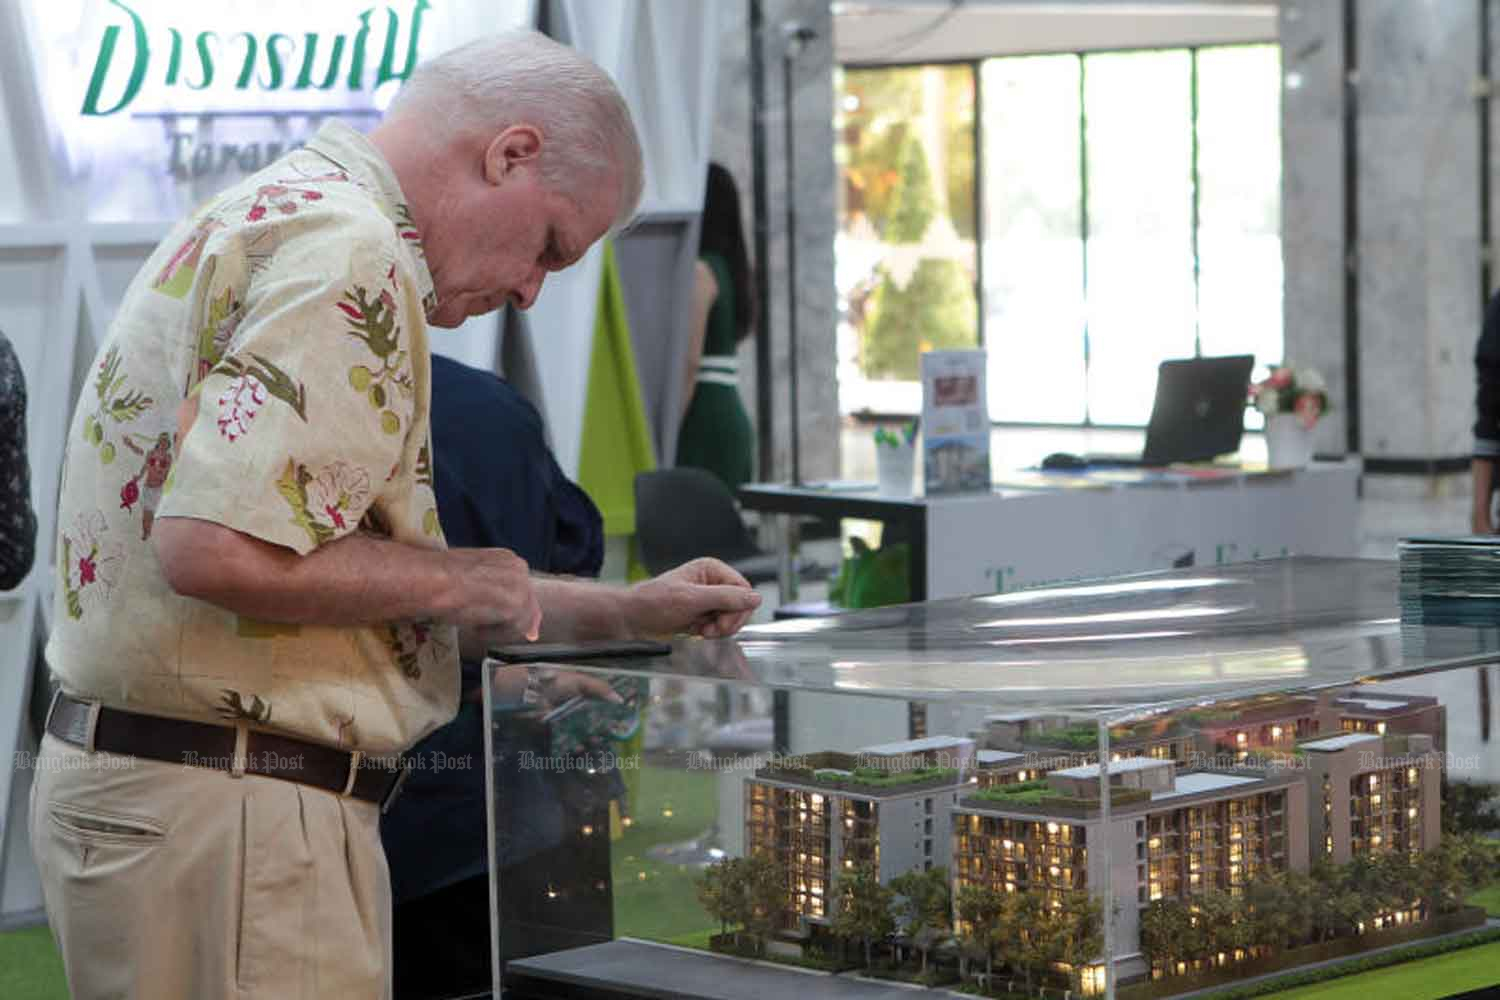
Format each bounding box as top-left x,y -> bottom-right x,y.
676,162 -> 756,492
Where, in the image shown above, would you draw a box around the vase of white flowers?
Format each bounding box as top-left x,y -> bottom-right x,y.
1250,365 -> 1328,469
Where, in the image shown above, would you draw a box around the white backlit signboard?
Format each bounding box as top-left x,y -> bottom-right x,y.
27,0 -> 530,221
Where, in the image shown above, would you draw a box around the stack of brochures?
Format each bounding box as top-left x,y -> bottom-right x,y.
1398,535 -> 1500,626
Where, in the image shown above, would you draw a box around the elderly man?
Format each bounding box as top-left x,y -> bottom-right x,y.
32,30 -> 757,999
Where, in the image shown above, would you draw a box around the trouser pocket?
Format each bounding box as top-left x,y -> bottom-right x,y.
48,802 -> 167,848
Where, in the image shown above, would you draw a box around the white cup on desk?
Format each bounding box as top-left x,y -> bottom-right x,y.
875,431 -> 917,495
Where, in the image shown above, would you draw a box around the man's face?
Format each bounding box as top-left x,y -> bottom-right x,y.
424,128 -> 619,329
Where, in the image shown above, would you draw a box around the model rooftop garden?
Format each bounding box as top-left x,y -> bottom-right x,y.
969,778 -> 1152,810
763,761 -> 961,791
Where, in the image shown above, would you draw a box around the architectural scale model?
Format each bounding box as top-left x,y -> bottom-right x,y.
722,687 -> 1477,996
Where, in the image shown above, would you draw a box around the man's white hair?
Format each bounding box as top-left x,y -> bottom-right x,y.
391,30 -> 643,234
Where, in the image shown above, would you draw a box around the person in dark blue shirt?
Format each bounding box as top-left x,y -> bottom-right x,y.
383,353 -> 606,999
0,331 -> 36,590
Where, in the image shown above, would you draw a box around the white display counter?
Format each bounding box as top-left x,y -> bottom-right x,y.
743,461 -> 1363,752
741,459 -> 1361,602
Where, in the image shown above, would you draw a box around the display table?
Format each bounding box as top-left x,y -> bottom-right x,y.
483,558 -> 1500,1000
739,459 -> 1361,602
507,938 -> 958,999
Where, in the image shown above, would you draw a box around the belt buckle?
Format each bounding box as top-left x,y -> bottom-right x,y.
380,758 -> 413,814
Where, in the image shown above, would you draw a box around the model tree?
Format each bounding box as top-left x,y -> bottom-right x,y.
1281,869 -> 1319,947
1181,899 -> 1213,965
1245,870 -> 1314,953
1012,889 -> 1050,994
1248,869 -> 1296,953
861,137 -> 976,381
1051,888 -> 1104,992
1419,836 -> 1489,915
694,853 -> 784,955
955,884 -> 1004,980
1442,780 -> 1500,836
1139,898 -> 1193,975
890,866 -> 952,975
696,858 -> 741,945
1198,889 -> 1249,960
742,852 -> 785,957
833,862 -> 895,969
1321,868 -> 1377,943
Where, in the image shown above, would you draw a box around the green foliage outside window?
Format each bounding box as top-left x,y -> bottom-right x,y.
860,138 -> 977,380
840,66 -> 978,382
886,138 -> 937,243
862,261 -> 977,380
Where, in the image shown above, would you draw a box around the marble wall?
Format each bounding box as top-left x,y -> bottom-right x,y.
1282,0 -> 1485,463
1280,0 -> 1347,456
714,0 -> 840,483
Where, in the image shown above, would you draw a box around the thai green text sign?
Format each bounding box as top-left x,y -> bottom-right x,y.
80,0 -> 432,116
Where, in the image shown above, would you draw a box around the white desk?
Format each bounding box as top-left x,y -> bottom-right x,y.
742,462 -> 1363,753
741,460 -> 1361,602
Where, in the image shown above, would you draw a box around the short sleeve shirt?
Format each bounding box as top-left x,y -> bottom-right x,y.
46,121 -> 458,754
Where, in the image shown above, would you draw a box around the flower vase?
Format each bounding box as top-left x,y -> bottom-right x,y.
1265,412 -> 1314,469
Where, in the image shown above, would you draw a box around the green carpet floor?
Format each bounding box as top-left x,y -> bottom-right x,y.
0,924 -> 66,1000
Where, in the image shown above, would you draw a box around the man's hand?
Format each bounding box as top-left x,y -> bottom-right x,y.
626,558 -> 761,639
443,548 -> 542,640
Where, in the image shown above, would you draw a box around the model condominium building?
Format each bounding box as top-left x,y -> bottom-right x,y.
953,756 -> 1308,984
1300,730 -> 1442,865
742,711 -> 1444,983
975,690 -> 1444,775
951,726 -> 1443,986
1325,692 -> 1447,752
745,736 -> 980,934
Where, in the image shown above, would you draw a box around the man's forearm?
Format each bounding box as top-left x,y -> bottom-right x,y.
531,576 -> 639,641
456,577 -> 633,660
154,516 -> 460,625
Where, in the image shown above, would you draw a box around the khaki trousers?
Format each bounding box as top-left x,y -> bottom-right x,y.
29,733 -> 392,999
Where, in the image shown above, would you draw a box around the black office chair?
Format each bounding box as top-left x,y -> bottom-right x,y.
634,468 -> 827,586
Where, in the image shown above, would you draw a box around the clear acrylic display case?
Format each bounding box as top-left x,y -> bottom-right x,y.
483,557 -> 1500,999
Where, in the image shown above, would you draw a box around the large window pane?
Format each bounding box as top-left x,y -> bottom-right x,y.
1197,45 -> 1283,428
836,65 -> 977,414
981,56 -> 1086,424
1084,51 -> 1195,425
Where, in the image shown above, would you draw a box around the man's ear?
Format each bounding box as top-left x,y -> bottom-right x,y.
483,125 -> 544,184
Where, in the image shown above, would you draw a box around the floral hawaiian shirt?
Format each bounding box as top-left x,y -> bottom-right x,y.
47,120 -> 458,754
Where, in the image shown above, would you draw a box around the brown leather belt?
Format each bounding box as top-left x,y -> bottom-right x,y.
46,692 -> 410,812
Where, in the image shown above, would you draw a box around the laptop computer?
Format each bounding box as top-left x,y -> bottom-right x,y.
1085,354 -> 1255,467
